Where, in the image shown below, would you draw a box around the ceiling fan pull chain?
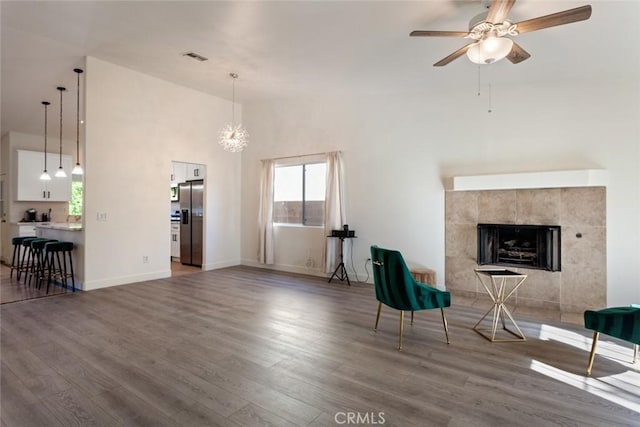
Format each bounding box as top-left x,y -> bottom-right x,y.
488,83 -> 492,113
477,65 -> 482,96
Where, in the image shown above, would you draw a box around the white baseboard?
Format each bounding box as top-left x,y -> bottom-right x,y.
83,270 -> 171,291
241,258 -> 374,285
202,259 -> 242,271
241,259 -> 327,278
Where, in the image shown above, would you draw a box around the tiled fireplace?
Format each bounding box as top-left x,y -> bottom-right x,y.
445,187 -> 606,323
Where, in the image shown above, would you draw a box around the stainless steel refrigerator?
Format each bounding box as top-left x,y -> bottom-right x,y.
179,180 -> 203,266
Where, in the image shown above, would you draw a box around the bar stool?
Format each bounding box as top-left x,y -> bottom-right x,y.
44,241 -> 76,293
9,237 -> 32,279
27,239 -> 57,288
16,237 -> 38,282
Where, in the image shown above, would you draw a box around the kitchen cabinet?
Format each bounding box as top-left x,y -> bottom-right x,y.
16,149 -> 72,201
186,163 -> 205,181
170,223 -> 180,260
16,224 -> 37,237
171,162 -> 204,183
170,162 -> 187,185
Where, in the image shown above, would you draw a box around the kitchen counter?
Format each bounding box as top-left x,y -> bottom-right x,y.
16,221 -> 82,231
35,223 -> 84,290
34,222 -> 83,231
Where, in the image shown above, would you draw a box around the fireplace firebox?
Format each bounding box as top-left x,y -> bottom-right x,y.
477,224 -> 561,271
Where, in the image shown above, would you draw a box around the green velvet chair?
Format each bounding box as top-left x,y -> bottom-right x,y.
370,246 -> 451,350
584,305 -> 640,375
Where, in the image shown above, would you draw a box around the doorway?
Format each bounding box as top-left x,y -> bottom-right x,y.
170,161 -> 205,276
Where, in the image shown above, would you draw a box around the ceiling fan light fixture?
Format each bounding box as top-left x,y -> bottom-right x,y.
467,36 -> 513,64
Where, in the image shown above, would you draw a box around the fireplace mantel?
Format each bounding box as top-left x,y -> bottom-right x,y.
450,169 -> 608,192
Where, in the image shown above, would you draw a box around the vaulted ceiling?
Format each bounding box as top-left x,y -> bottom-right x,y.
2,1 -> 638,138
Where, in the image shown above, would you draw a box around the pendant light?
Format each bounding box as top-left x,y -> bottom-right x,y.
218,72 -> 248,153
39,101 -> 51,181
54,86 -> 67,178
72,68 -> 84,175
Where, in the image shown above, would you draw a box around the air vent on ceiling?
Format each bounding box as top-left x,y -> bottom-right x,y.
182,51 -> 208,62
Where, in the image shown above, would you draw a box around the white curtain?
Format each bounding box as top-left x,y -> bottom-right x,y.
258,159 -> 275,264
323,151 -> 346,273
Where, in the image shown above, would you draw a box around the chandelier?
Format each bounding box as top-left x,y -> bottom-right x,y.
218,73 -> 248,153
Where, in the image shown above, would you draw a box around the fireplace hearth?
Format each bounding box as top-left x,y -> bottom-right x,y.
477,223 -> 561,271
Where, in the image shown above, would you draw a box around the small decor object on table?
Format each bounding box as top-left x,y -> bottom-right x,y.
473,269 -> 528,342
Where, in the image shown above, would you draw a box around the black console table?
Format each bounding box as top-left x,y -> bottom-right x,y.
327,235 -> 356,286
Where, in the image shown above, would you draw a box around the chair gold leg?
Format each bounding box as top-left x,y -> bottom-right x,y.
587,331 -> 599,376
441,308 -> 450,344
410,311 -> 414,325
374,302 -> 382,331
398,311 -> 404,351
633,344 -> 638,364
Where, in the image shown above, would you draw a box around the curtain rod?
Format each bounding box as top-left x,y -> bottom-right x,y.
262,151 -> 331,162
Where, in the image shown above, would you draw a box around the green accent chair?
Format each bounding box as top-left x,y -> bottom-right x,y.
584,305 -> 640,375
370,246 -> 451,350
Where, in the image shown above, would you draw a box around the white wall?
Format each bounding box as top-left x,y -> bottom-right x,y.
83,57 -> 242,290
240,78 -> 640,306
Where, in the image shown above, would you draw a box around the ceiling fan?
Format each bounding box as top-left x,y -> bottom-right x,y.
410,0 -> 592,66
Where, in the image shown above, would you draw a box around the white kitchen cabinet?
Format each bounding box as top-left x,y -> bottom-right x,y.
16,149 -> 72,201
170,162 -> 187,185
170,223 -> 180,260
16,224 -> 37,237
185,163 -> 205,181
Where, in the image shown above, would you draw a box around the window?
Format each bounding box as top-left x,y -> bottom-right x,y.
68,180 -> 83,216
273,162 -> 326,225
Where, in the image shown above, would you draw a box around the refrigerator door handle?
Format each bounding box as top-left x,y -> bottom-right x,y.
181,209 -> 189,224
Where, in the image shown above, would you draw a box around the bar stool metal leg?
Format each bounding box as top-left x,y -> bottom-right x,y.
43,241 -> 76,294
9,237 -> 26,279
17,238 -> 37,282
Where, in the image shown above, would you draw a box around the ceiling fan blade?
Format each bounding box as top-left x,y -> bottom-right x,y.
506,42 -> 531,64
434,43 -> 475,67
486,0 -> 516,24
515,5 -> 592,34
410,30 -> 469,37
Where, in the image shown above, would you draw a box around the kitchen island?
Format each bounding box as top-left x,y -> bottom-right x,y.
35,222 -> 84,290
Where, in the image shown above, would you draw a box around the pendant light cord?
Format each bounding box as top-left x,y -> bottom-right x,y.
59,89 -> 63,160
57,87 -> 65,165
232,74 -> 236,126
43,102 -> 49,170
76,71 -> 80,158
73,68 -> 84,173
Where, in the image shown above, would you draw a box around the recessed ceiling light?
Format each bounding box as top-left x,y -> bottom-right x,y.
182,51 -> 208,62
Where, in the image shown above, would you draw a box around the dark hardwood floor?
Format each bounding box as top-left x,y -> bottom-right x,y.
1,260 -> 201,305
170,260 -> 202,277
1,263 -> 69,304
1,266 -> 638,426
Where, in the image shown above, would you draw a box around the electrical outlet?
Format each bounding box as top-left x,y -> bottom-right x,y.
142,256 -> 149,264
96,212 -> 107,221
